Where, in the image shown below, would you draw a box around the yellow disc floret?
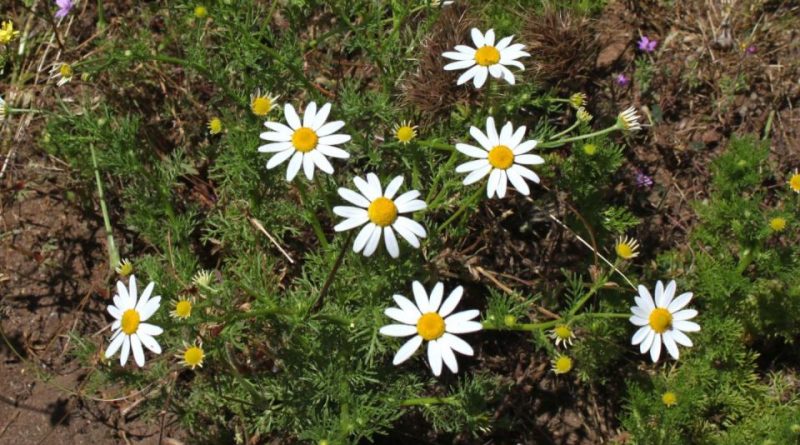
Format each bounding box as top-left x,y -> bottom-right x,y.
790,172 -> 800,193
194,6 -> 208,19
367,197 -> 398,227
115,259 -> 134,277
662,391 -> 678,407
648,308 -> 672,334
395,124 -> 417,144
0,21 -> 20,45
60,63 -> 73,78
416,312 -> 446,341
554,325 -> 572,340
208,117 -> 222,135
474,45 -> 501,66
183,346 -> 205,369
291,127 -> 319,152
615,236 -> 640,260
173,300 -> 192,319
121,309 -> 141,335
553,356 -> 573,374
251,96 -> 273,116
769,217 -> 786,232
488,145 -> 514,169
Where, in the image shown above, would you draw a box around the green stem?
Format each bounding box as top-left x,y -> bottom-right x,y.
416,140 -> 454,152
399,396 -> 459,407
296,180 -> 330,250
437,186 -> 483,232
89,144 -> 120,271
568,273 -> 608,316
96,0 -> 106,29
549,120 -> 580,140
539,125 -> 619,148
483,311 -> 629,332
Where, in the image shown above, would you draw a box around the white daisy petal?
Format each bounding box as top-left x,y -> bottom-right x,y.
302,152 -> 316,180
463,164 -> 492,185
486,117 -> 499,145
640,329 -> 655,354
128,275 -> 138,303
668,292 -> 694,313
393,190 -> 421,207
384,176 -> 404,199
469,126 -> 493,150
284,103 -> 301,129
444,59 -> 477,71
473,66 -> 488,88
456,159 -> 489,174
105,331 -> 125,358
456,143 -> 489,159
439,342 -> 459,373
264,121 -> 294,134
380,324 -> 418,337
484,29 -> 495,46
138,323 -> 163,337
393,294 -> 421,319
116,280 -> 130,310
441,332 -> 473,356
498,122 -> 514,145
488,63 -> 504,79
120,336 -> 131,366
470,28 -> 484,47
428,340 -> 443,376
442,50 -> 475,61
303,102 -> 317,128
353,223 -> 376,253
629,315 -> 648,326
655,281 -> 666,307
318,134 -> 351,146
285,151 -> 303,181
131,334 -> 145,367
259,131 -> 292,142
673,320 -> 701,332
487,168 -> 502,198
662,331 -> 680,360
135,282 -> 155,313
392,221 -> 421,248
396,199 -> 426,213
366,173 -> 384,197
457,65 -> 481,86
428,283 -> 444,313
138,297 -> 160,321
438,286 -> 463,317
338,188 -> 371,208
363,225 -> 383,256
316,120 -> 344,136
333,206 -> 367,219
670,330 -> 694,347
499,64 -> 516,84
384,227 -> 400,258
663,280 -> 677,307
496,171 -> 508,198
107,305 -> 121,319
509,164 -> 540,184
500,59 -> 525,70
445,320 -> 483,334
495,35 -> 513,51
673,309 -> 698,321
412,281 -> 430,313
631,306 -> 650,320
266,148 -> 295,169
309,150 -> 334,175
649,334 -> 662,362
393,335 -> 423,365
631,326 -> 650,345
395,217 -> 426,238
512,140 -> 537,155
354,176 -> 380,201
334,215 -> 369,232
508,125 -> 526,149
258,142 -> 294,153
638,285 -> 656,310
316,144 -> 349,159
138,332 -> 162,354
515,154 -> 545,165
506,168 -> 530,195
385,307 -> 419,325
312,103 -> 332,130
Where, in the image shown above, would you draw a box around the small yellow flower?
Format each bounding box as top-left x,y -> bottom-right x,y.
582,143 -> 597,156
208,117 -> 222,135
50,62 -> 74,86
569,92 -> 587,109
617,106 -> 641,132
178,341 -> 205,369
549,324 -> 575,348
194,5 -> 208,19
393,120 -> 418,145
0,21 -> 20,45
170,298 -> 193,319
615,236 -> 640,260
576,107 -> 592,123
552,355 -> 573,374
115,259 -> 134,277
192,269 -> 214,289
769,217 -> 786,232
662,391 -> 677,407
789,169 -> 800,193
250,89 -> 279,116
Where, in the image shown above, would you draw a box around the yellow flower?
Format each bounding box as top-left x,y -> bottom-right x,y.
192,269 -> 214,289
250,89 -> 279,116
170,298 -> 193,319
0,21 -> 20,45
393,120 -> 418,145
582,143 -> 597,156
569,92 -> 587,109
662,391 -> 677,407
115,259 -> 134,277
194,6 -> 208,19
549,324 -> 575,348
789,169 -> 800,193
552,355 -> 573,374
769,217 -> 786,232
208,117 -> 222,135
50,62 -> 74,86
615,236 -> 640,260
576,107 -> 592,123
178,341 -> 205,369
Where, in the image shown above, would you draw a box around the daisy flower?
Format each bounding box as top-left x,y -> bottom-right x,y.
379,282 -> 482,376
662,391 -> 677,407
617,106 -> 642,132
630,280 -> 700,362
549,324 -> 575,348
258,102 -> 351,181
250,89 -> 279,116
178,341 -> 205,369
169,297 -> 193,319
769,217 -> 787,232
208,117 -> 222,135
455,117 -> 544,198
569,92 -> 587,109
192,269 -> 214,289
393,120 -> 418,145
50,62 -> 74,86
552,355 -> 573,374
442,28 -> 530,88
333,174 -> 426,258
104,275 -> 163,367
789,169 -> 800,193
615,236 -> 640,260
115,258 -> 134,277
0,21 -> 20,45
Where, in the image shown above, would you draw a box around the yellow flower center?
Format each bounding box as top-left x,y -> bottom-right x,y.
184,346 -> 205,367
121,309 -> 140,335
208,118 -> 222,134
175,300 -> 192,318
582,144 -> 597,155
769,217 -> 786,232
367,197 -> 398,227
474,45 -> 501,66
396,126 -> 416,143
662,391 -> 677,407
616,242 -> 634,259
416,312 -> 446,341
554,356 -> 573,374
648,308 -> 672,334
116,260 -> 134,277
251,96 -> 273,116
194,6 -> 208,18
554,325 -> 572,340
790,174 -> 800,192
291,127 -> 319,152
487,145 -> 514,169
60,63 -> 73,78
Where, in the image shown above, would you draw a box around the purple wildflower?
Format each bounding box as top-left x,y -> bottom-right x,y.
55,0 -> 73,19
635,169 -> 654,188
746,45 -> 757,54
637,35 -> 657,53
616,73 -> 630,86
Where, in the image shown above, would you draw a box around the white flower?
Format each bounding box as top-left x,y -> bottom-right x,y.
630,280 -> 700,362
442,28 -> 530,88
380,282 -> 482,376
334,174 -> 426,258
104,275 -> 163,367
617,106 -> 642,132
258,102 -> 351,181
455,117 -> 544,198
0,95 -> 6,123
50,62 -> 73,86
